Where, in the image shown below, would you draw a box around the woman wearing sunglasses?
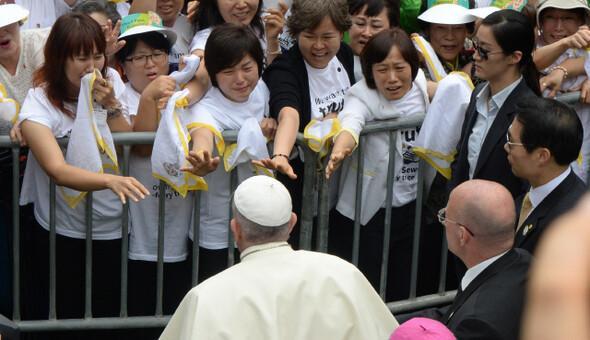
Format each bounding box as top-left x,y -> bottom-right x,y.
447,10 -> 541,199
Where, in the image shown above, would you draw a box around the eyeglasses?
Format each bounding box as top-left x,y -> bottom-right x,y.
125,51 -> 167,68
472,40 -> 503,60
438,207 -> 475,237
506,131 -> 525,149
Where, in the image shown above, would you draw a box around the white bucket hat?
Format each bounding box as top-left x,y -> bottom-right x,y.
418,4 -> 478,25
118,11 -> 177,48
536,0 -> 590,26
0,4 -> 29,28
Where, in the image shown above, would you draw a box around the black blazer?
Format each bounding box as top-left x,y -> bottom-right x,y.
448,80 -> 535,199
397,249 -> 531,340
514,170 -> 586,254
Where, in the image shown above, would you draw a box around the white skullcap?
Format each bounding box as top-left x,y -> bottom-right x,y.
234,176 -> 292,227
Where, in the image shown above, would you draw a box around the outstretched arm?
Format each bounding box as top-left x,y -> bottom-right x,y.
21,120 -> 149,204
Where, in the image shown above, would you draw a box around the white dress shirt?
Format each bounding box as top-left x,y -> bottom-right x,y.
467,77 -> 522,178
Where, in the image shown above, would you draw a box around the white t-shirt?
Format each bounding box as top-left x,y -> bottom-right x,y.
19,68 -> 127,240
186,79 -> 270,249
16,0 -> 77,29
168,14 -> 194,66
305,57 -> 351,121
124,84 -> 193,262
189,26 -> 267,54
390,84 -> 423,207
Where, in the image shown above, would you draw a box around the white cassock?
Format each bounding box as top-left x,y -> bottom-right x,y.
160,242 -> 398,340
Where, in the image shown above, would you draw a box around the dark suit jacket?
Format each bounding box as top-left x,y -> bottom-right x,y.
514,170 -> 586,254
448,81 -> 536,199
397,249 -> 531,340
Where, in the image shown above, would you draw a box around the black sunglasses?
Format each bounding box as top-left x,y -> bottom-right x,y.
472,40 -> 503,60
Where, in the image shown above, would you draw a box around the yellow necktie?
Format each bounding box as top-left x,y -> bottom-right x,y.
517,192 -> 532,232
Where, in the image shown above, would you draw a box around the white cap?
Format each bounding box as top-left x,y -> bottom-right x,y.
234,176 -> 292,227
418,4 -> 478,24
0,4 -> 29,28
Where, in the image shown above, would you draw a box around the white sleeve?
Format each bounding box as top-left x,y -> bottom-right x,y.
189,28 -> 212,53
19,88 -> 57,130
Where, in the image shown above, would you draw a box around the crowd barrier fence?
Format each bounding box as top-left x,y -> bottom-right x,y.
0,91 -> 579,334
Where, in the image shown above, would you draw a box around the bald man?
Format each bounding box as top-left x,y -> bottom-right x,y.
398,180 -> 532,340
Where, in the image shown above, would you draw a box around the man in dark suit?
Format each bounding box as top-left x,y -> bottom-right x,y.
447,80 -> 534,199
397,180 -> 531,340
506,96 -> 586,255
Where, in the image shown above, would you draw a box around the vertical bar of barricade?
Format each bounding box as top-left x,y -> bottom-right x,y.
119,144 -> 131,317
299,142 -> 316,250
227,169 -> 237,266
85,192 -> 93,319
409,158 -> 425,299
315,159 -> 330,253
192,191 -> 201,286
439,235 -> 449,293
352,135 -> 366,266
379,131 -> 397,300
49,180 -> 57,320
11,146 -> 20,321
155,180 -> 166,317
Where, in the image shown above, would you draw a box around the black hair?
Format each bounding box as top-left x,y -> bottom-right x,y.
481,10 -> 541,96
515,96 -> 583,165
192,0 -> 264,39
204,23 -> 264,87
115,31 -> 172,61
361,28 -> 419,89
348,0 -> 400,27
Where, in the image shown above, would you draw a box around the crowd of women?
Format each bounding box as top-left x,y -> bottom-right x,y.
1,0 -> 590,337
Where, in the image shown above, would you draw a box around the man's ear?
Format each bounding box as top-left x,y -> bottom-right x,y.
288,212 -> 297,234
231,218 -> 241,244
536,147 -> 552,165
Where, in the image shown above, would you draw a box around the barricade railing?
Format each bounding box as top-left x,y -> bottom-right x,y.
1,90 -> 578,334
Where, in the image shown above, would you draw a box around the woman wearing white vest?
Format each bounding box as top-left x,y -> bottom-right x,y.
325,28 -> 430,301
18,12 -> 148,325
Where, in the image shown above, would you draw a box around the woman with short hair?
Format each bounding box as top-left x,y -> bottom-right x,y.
254,0 -> 355,248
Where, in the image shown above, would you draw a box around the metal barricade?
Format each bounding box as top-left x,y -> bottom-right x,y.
4,89 -> 579,334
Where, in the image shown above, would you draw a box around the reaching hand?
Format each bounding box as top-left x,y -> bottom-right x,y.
104,174 -> 150,204
326,148 -> 351,179
252,155 -> 297,179
180,149 -> 220,176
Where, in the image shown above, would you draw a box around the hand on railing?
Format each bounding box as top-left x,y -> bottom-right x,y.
540,69 -> 565,98
325,148 -> 351,179
9,123 -> 26,146
181,149 -> 220,176
569,78 -> 590,104
104,174 -> 150,204
253,155 -> 297,179
259,118 -> 277,139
